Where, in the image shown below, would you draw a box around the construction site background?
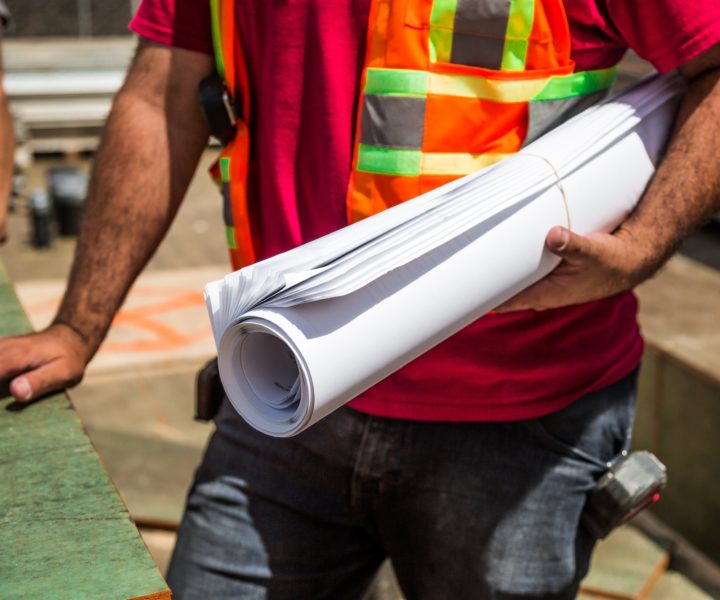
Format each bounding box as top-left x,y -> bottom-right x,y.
2,4 -> 720,600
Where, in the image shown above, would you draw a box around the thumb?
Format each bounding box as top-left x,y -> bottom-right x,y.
9,360 -> 80,402
546,226 -> 597,261
9,376 -> 33,401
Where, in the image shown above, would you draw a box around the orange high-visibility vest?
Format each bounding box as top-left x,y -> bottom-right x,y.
210,0 -> 616,270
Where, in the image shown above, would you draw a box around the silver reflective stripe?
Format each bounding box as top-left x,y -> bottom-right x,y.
360,95 -> 427,150
451,35 -> 506,69
524,90 -> 609,146
222,182 -> 233,226
451,0 -> 511,69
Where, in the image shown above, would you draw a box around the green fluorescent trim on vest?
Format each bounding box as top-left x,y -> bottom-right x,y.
429,0 -> 458,63
357,144 -> 422,176
225,226 -> 237,249
534,67 -> 618,101
209,0 -> 226,80
219,157 -> 231,182
501,0 -> 535,71
365,68 -> 429,97
501,39 -> 529,71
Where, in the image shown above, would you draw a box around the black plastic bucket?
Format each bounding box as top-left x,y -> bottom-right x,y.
47,167 -> 88,236
29,189 -> 53,249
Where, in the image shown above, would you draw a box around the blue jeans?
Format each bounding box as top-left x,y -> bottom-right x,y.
167,371 -> 637,599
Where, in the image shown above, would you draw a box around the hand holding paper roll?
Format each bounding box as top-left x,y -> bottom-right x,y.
497,224 -> 645,312
205,74 -> 685,437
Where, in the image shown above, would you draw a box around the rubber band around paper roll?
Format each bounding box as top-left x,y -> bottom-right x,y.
521,153 -> 572,232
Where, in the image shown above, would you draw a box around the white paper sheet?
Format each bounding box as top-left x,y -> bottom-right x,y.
206,73 -> 686,437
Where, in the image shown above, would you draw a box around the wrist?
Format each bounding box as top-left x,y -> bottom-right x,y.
614,223 -> 675,284
49,319 -> 96,363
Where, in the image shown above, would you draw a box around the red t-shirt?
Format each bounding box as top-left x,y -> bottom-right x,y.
131,1 -> 720,421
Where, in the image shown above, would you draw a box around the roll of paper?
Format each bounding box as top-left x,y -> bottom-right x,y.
206,73 -> 685,437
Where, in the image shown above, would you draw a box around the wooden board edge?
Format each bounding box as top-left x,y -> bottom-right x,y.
128,591 -> 172,600
577,585 -> 634,600
636,554 -> 671,600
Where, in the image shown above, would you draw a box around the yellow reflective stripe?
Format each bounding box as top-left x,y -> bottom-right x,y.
426,68 -> 616,103
366,67 -> 616,104
534,67 -> 617,100
219,156 -> 231,182
357,145 -> 510,177
429,0 -> 458,63
427,72 -> 547,102
357,145 -> 422,176
209,0 -> 225,80
225,226 -> 237,250
501,0 -> 535,71
502,39 -> 529,72
365,68 -> 429,97
421,152 -> 511,175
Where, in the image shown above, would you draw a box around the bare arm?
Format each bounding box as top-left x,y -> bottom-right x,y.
0,40 -> 213,400
0,29 -> 14,244
498,43 -> 720,312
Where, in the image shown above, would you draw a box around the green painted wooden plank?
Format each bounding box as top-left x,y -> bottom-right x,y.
0,263 -> 170,600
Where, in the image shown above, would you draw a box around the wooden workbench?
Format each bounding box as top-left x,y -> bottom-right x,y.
0,264 -> 170,600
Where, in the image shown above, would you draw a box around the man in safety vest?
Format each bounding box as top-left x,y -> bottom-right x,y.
2,1 -> 720,598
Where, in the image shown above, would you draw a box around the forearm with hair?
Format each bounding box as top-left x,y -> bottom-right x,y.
619,67 -> 720,278
53,46 -> 211,358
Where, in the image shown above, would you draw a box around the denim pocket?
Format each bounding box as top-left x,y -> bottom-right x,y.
524,370 -> 638,470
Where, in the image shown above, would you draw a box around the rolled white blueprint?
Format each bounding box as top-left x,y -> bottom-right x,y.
207,73 -> 686,437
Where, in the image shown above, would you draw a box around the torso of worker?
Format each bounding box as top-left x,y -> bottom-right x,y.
132,0 -> 714,421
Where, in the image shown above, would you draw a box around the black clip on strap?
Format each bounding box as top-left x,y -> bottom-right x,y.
198,73 -> 239,145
